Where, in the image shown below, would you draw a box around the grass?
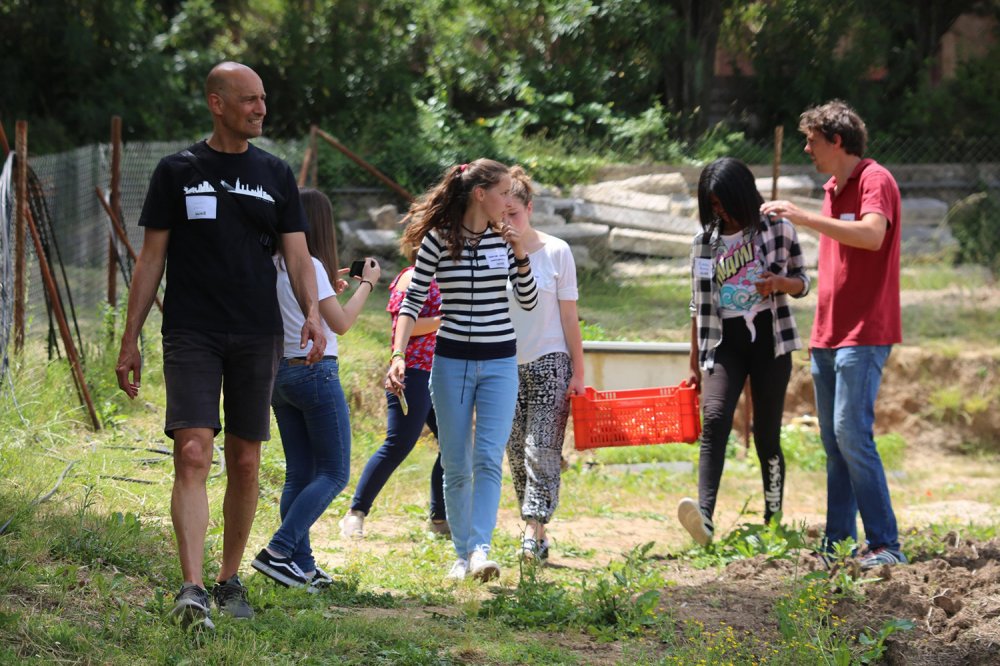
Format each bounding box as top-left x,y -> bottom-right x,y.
2,264 -> 999,663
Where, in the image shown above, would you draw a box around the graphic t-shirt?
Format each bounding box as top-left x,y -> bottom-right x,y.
716,231 -> 768,338
139,140 -> 307,334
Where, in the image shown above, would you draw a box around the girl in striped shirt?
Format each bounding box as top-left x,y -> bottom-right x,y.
385,159 -> 537,582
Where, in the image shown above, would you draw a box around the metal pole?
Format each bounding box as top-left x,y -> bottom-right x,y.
95,186 -> 162,312
25,205 -> 101,429
14,121 -> 27,353
315,128 -> 414,203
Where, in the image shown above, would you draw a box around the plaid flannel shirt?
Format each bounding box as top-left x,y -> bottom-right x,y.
689,215 -> 810,372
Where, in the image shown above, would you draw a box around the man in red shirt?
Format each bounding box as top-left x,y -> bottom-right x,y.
761,100 -> 905,569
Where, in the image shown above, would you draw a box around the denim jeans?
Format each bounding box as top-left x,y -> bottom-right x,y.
268,358 -> 351,572
430,354 -> 518,558
351,368 -> 446,520
811,345 -> 900,552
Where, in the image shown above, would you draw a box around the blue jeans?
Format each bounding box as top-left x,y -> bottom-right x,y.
351,368 -> 446,520
268,358 -> 351,572
811,346 -> 900,552
430,354 -> 518,559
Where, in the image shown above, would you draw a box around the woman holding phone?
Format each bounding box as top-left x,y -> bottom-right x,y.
251,188 -> 381,590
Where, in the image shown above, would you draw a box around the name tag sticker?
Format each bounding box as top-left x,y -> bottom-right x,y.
694,258 -> 713,279
186,195 -> 217,220
840,213 -> 856,221
484,248 -> 508,270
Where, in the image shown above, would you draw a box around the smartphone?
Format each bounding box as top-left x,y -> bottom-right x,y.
398,391 -> 408,416
349,259 -> 366,278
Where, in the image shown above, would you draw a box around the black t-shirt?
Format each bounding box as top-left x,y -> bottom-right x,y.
139,140 -> 307,334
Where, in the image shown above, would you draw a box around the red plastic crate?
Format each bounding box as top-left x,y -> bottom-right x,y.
571,384 -> 701,450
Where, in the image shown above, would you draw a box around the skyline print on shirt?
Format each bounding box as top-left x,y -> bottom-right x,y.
183,179 -> 275,204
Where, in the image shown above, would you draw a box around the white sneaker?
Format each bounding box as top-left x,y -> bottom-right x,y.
677,497 -> 714,546
339,510 -> 365,539
445,558 -> 468,580
468,546 -> 501,582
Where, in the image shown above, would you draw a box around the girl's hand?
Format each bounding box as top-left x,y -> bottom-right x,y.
385,357 -> 406,395
565,374 -> 585,399
333,267 -> 351,295
359,258 -> 382,285
499,219 -> 524,256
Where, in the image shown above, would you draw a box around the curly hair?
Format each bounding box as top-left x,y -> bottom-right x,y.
799,99 -> 868,158
400,158 -> 509,261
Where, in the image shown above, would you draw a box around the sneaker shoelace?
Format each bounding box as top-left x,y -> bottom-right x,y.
216,579 -> 248,605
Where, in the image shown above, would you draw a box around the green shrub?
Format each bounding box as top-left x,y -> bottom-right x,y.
947,190 -> 1000,277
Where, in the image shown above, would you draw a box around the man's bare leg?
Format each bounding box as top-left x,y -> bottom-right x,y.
218,433 -> 261,582
171,427 -> 216,588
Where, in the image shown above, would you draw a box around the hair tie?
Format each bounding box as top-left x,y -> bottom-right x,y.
459,163 -> 468,173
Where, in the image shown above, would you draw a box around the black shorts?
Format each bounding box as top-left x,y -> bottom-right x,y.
162,329 -> 282,441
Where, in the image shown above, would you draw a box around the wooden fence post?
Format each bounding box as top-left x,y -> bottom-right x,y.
107,116 -> 123,311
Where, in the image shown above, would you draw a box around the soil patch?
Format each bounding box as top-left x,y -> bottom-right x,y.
653,535 -> 1000,665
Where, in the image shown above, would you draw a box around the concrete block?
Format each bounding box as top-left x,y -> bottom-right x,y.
608,228 -> 692,257
531,212 -> 566,227
902,197 -> 949,228
368,204 -> 401,230
755,174 -> 818,198
574,200 -> 700,235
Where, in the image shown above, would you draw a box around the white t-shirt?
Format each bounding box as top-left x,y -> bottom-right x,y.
274,255 -> 338,358
507,234 -> 578,365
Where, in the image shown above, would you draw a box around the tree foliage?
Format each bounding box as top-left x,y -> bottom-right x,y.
1,0 -> 997,157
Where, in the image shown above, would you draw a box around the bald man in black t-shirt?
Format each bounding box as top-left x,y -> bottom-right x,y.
115,61 -> 325,629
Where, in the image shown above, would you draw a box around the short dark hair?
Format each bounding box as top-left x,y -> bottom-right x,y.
799,99 -> 868,157
697,157 -> 764,234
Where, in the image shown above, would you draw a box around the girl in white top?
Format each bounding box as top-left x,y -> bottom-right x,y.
252,188 -> 381,591
504,166 -> 585,561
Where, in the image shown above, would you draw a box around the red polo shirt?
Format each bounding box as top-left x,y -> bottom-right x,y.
811,158 -> 902,348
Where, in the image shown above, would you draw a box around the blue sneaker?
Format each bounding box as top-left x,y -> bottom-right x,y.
859,547 -> 908,570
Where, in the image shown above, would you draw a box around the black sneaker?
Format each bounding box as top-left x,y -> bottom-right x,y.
170,583 -> 214,630
212,574 -> 254,619
306,566 -> 334,594
251,548 -> 309,588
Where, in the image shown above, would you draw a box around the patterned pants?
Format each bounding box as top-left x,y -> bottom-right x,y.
506,352 -> 573,523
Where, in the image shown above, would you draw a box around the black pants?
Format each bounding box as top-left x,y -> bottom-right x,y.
698,310 -> 791,524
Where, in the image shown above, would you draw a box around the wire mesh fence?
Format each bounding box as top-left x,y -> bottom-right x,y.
1,129 -> 997,377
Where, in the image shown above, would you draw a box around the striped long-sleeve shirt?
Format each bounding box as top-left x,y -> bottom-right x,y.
400,227 -> 538,360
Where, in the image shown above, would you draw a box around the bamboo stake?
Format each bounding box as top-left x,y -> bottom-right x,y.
297,125 -> 317,187
315,128 -> 414,202
14,121 -> 27,352
772,125 -> 784,201
95,186 -> 163,313
25,204 -> 101,429
0,119 -> 10,154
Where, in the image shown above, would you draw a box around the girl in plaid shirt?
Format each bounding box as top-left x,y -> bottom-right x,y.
677,157 -> 810,546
